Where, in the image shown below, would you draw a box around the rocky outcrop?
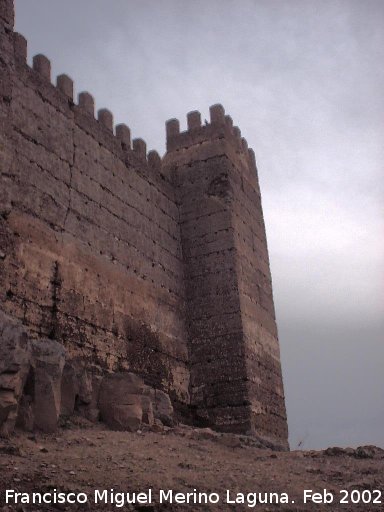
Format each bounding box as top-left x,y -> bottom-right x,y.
0,311 -> 66,435
98,372 -> 175,431
98,372 -> 151,431
0,311 -> 31,436
60,363 -> 102,422
0,312 -> 176,436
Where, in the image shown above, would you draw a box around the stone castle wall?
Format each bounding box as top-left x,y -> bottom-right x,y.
0,0 -> 189,408
0,0 -> 288,448
163,109 -> 287,444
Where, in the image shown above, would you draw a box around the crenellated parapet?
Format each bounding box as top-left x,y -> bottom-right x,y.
10,29 -> 255,180
164,104 -> 258,178
11,31 -> 162,170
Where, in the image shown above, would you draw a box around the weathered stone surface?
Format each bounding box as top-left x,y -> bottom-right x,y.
145,387 -> 174,427
60,363 -> 102,422
0,0 -> 289,448
0,0 -> 14,28
163,106 -> 289,449
76,371 -> 102,422
100,401 -> 143,432
0,310 -> 31,436
98,373 -> 170,430
60,363 -> 77,416
141,395 -> 154,426
16,394 -> 34,431
31,339 -> 65,433
99,372 -> 145,402
98,372 -> 145,431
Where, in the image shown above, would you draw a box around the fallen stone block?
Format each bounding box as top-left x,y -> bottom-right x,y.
145,387 -> 174,427
60,362 -> 78,417
98,372 -> 149,431
99,393 -> 143,432
31,339 -> 65,433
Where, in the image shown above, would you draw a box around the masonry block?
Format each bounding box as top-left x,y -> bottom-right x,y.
187,110 -> 201,130
13,32 -> 27,63
98,108 -> 113,131
209,103 -> 225,125
56,74 -> 73,100
78,91 -> 94,115
132,138 -> 146,160
32,54 -> 51,81
148,150 -> 161,170
116,123 -> 131,148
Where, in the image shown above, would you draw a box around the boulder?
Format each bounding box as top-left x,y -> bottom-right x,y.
93,372 -> 175,431
98,372 -> 146,431
145,388 -> 174,427
101,397 -> 143,432
354,446 -> 384,459
99,372 -> 145,401
0,310 -> 31,436
31,339 -> 65,433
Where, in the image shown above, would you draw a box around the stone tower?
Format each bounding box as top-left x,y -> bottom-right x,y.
164,106 -> 288,448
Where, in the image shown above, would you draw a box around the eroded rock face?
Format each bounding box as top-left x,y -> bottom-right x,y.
0,310 -> 67,435
98,372 -> 174,431
60,363 -> 78,417
102,398 -> 143,432
60,363 -> 102,422
145,387 -> 174,427
0,310 -> 31,436
30,339 -> 66,433
98,372 -> 146,431
0,312 -> 176,436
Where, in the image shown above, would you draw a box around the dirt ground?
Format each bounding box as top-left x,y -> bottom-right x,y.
0,419 -> 383,512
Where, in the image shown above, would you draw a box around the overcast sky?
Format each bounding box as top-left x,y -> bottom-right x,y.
15,0 -> 384,450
